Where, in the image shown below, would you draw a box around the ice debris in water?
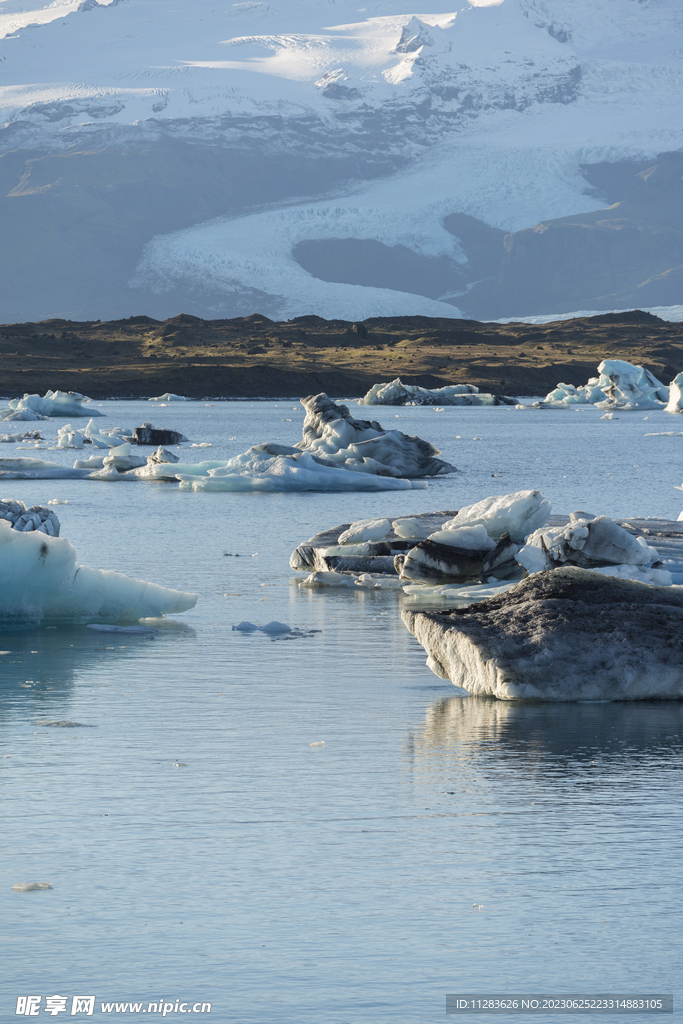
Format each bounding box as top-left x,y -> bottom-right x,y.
233,620 -> 291,634
34,720 -> 93,727
309,741 -> 325,747
542,359 -> 669,410
47,499 -> 70,505
0,520 -> 197,624
360,377 -> 515,407
148,393 -> 188,402
11,882 -> 53,891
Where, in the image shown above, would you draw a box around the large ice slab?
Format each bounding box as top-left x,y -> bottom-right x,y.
0,456 -> 92,479
438,490 -> 551,544
665,372 -> 683,414
402,567 -> 683,701
297,393 -> 456,477
177,449 -> 427,493
360,378 -> 516,407
543,360 -> 669,410
0,520 -> 198,624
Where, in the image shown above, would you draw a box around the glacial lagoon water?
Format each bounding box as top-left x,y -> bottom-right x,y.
1,400 -> 682,1022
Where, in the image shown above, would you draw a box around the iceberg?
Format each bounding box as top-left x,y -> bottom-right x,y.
542,360 -> 669,410
402,567 -> 683,701
0,431 -> 42,443
436,490 -> 551,543
148,394 -> 189,402
7,391 -> 103,419
360,378 -> 516,407
297,393 -> 456,477
0,519 -> 197,624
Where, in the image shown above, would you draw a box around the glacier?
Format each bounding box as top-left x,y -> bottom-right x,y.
3,0 -> 683,320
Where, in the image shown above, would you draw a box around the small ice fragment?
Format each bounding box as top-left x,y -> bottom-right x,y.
11,882 -> 53,891
261,621 -> 291,634
233,621 -> 259,632
173,762 -> 188,767
34,720 -> 92,728
47,499 -> 70,505
309,741 -> 325,747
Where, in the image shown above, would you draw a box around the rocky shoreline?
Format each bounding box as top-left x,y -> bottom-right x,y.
1,309 -> 682,400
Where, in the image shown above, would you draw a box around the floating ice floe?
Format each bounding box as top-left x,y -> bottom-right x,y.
541,359 -> 669,411
517,514 -> 664,578
402,567 -> 683,700
0,518 -> 197,624
148,394 -> 189,402
233,620 -> 292,634
1,390 -> 103,420
0,500 -> 60,536
360,378 -> 515,407
0,456 -> 93,480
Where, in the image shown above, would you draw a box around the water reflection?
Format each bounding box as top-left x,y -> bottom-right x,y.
0,621 -> 195,722
409,695 -> 683,767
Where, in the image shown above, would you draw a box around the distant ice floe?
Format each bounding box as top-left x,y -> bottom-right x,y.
148,394 -> 189,402
0,391 -> 103,421
0,430 -> 42,444
538,359 -> 669,411
360,378 -> 516,407
0,515 -> 197,624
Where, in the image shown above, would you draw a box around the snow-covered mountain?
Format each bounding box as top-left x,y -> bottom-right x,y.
2,0 -> 683,322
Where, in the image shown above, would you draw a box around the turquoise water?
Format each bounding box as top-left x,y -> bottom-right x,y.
1,401 -> 681,1022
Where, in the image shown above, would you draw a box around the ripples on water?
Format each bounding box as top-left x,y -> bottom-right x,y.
1,402 -> 681,1021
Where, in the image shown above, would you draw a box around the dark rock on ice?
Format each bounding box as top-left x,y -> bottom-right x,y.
134,423 -> 188,445
402,567 -> 683,700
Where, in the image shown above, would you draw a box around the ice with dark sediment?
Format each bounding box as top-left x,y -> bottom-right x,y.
517,513 -> 668,582
0,500 -> 60,536
396,490 -> 549,586
540,359 -> 670,410
360,378 -> 516,407
1,390 -> 104,420
0,517 -> 197,624
402,567 -> 683,701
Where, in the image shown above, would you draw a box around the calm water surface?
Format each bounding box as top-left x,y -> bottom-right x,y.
1,401 -> 681,1022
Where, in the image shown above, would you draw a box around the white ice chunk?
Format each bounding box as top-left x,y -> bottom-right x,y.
338,518 -> 391,544
0,521 -> 197,623
392,517 -> 428,540
665,372 -> 683,414
441,490 -> 551,543
148,393 -> 188,402
73,456 -> 107,470
102,443 -> 147,471
428,524 -> 496,551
